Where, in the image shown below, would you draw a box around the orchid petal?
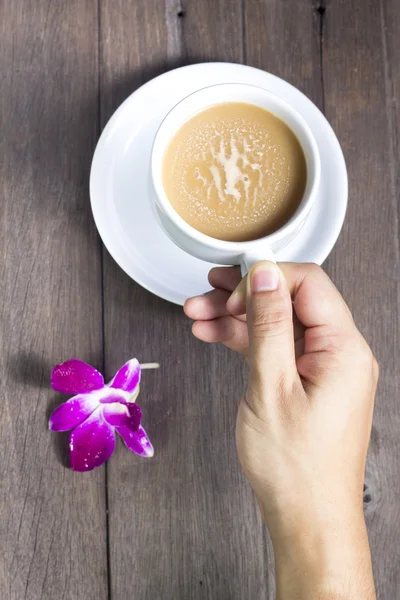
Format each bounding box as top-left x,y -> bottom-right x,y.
51,359 -> 104,394
102,403 -> 128,427
98,389 -> 130,404
49,394 -> 99,432
110,359 -> 141,394
69,408 -> 115,472
102,402 -> 142,428
49,388 -> 128,432
127,403 -> 142,429
116,425 -> 154,457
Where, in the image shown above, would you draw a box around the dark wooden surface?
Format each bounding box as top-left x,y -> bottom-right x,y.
1,1 -> 399,598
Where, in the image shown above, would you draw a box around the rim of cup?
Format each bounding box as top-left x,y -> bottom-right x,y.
151,82 -> 321,251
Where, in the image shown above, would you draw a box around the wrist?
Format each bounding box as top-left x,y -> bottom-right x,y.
261,499 -> 375,600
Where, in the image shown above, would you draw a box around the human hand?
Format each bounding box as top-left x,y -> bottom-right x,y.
185,262 -> 378,599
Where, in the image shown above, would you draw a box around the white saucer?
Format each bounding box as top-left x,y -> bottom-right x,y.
90,63 -> 348,305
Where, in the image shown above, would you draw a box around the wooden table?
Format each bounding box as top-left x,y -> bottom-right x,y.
1,1 -> 399,598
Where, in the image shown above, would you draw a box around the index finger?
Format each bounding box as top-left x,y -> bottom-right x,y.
227,263 -> 354,329
281,263 -> 354,329
208,266 -> 242,292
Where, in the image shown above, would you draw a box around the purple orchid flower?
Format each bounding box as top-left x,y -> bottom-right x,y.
49,358 -> 156,472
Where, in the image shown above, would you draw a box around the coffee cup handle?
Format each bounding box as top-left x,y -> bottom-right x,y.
240,244 -> 276,277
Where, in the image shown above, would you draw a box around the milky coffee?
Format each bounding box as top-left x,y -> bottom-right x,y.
162,102 -> 306,242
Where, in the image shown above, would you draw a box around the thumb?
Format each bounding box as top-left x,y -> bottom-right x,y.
246,261 -> 297,391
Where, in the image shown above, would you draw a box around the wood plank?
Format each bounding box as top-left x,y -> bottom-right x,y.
100,1 -> 269,598
180,0 -> 244,64
243,1 -> 323,596
0,1 -> 107,598
382,0 -> 400,240
321,1 -> 400,598
100,0 -> 185,126
244,0 -> 323,108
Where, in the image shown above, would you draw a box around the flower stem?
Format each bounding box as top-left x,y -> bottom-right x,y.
140,362 -> 160,370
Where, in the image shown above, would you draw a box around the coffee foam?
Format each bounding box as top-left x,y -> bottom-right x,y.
163,103 -> 306,242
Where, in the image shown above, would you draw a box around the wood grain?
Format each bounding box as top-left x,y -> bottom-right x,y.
0,1 -> 107,599
244,0 -> 323,109
100,1 -> 268,599
321,1 -> 400,598
382,0 -> 400,240
180,0 -> 243,64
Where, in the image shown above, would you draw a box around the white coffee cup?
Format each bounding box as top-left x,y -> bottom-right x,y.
151,83 -> 321,274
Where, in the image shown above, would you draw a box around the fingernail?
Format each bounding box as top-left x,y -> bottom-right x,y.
250,263 -> 280,293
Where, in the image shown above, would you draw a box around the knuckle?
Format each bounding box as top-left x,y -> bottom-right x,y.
372,356 -> 380,380
252,306 -> 289,337
345,335 -> 377,374
301,354 -> 332,381
310,327 -> 375,367
338,332 -> 360,354
306,325 -> 344,354
357,341 -> 375,367
307,262 -> 323,277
